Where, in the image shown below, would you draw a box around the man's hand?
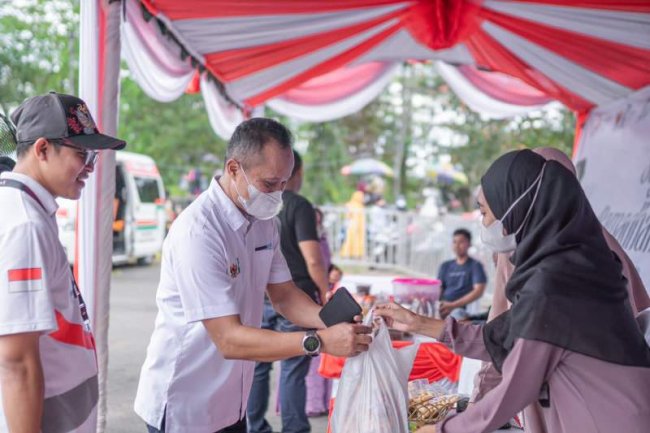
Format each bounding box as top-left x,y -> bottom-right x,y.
438,301 -> 457,319
319,322 -> 372,357
374,302 -> 422,333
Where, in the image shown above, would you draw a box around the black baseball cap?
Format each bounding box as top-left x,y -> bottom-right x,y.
11,92 -> 126,150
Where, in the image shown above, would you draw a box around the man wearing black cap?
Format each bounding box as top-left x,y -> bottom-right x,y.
0,92 -> 125,433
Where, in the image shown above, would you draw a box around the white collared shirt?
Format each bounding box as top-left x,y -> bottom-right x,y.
134,177 -> 291,433
0,172 -> 98,433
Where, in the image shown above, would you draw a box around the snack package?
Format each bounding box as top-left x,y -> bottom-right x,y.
331,315 -> 419,433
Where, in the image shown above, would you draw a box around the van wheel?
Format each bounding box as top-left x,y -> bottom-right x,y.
137,256 -> 154,266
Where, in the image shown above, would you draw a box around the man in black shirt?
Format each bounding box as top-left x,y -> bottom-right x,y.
248,150 -> 328,433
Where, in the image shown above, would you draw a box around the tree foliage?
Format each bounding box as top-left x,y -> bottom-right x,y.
117,77 -> 227,193
0,0 -> 79,115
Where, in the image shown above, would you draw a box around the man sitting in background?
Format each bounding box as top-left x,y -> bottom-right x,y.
437,228 -> 487,320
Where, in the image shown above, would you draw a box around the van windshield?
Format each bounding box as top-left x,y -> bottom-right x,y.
134,177 -> 160,203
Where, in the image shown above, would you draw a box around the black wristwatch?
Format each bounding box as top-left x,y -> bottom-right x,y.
302,330 -> 322,357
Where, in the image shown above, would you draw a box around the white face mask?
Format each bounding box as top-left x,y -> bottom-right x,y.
233,165 -> 283,220
480,164 -> 546,253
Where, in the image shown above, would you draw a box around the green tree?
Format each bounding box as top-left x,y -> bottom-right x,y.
434,77 -> 575,206
0,0 -> 79,115
117,77 -> 226,193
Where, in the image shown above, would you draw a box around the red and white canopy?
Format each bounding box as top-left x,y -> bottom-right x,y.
122,0 -> 650,136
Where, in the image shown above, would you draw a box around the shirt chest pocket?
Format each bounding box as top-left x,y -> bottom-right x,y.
252,249 -> 274,289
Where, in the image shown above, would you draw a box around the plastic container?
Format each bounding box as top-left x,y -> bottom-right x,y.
391,278 -> 441,304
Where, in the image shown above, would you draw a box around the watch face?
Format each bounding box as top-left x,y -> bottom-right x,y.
304,336 -> 320,352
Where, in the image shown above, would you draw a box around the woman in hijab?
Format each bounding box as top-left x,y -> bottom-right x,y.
376,149 -> 650,433
472,147 -> 650,432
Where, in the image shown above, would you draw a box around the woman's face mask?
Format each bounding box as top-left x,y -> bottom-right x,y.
480,164 -> 546,253
232,164 -> 283,220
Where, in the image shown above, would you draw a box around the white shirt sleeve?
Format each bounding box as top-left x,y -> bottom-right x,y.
173,231 -> 240,323
0,222 -> 57,335
268,225 -> 291,285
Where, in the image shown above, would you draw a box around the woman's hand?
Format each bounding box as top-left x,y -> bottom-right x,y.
374,302 -> 446,340
373,302 -> 422,333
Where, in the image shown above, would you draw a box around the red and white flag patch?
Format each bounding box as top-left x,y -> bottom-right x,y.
7,268 -> 43,293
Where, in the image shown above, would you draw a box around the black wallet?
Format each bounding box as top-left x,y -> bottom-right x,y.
319,287 -> 362,327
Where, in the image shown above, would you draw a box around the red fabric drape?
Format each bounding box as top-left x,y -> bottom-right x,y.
458,65 -> 552,106
465,29 -> 594,111
140,0 -> 405,20
393,340 -> 462,383
572,110 -> 590,158
185,70 -> 201,94
403,0 -> 482,50
318,341 -> 462,383
244,21 -> 402,106
141,0 -> 650,20
513,0 -> 650,13
204,10 -> 402,82
138,0 -> 650,110
481,8 -> 650,90
280,62 -> 392,105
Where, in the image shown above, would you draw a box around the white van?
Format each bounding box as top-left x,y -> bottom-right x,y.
56,151 -> 166,265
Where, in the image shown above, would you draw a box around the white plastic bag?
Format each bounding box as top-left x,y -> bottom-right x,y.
331,315 -> 419,433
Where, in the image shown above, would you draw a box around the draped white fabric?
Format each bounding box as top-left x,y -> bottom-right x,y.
350,30 -> 474,65
200,74 -> 246,139
225,19 -> 400,102
121,0 -> 194,102
435,61 -> 553,119
78,1 -> 122,432
117,0 -> 650,137
484,0 -> 650,49
267,63 -> 399,122
173,4 -> 408,54
482,21 -> 632,106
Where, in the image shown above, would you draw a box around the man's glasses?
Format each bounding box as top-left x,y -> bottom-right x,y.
50,139 -> 99,167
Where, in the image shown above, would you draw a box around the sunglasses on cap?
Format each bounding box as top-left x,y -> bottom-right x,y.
49,139 -> 99,167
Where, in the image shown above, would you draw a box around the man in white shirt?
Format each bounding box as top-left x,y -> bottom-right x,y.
0,92 -> 125,433
134,118 -> 371,433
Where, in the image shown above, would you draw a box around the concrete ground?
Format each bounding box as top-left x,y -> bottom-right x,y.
105,262 -> 329,433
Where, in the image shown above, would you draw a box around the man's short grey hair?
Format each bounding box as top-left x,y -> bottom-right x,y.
226,118 -> 293,167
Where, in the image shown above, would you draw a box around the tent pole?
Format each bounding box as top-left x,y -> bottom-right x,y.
78,1 -> 122,431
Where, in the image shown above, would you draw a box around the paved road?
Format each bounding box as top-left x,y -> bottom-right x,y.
105,262 -> 329,433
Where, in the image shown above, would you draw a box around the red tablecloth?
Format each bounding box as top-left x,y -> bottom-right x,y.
319,340 -> 461,383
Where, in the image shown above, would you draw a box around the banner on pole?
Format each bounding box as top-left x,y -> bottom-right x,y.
575,87 -> 650,291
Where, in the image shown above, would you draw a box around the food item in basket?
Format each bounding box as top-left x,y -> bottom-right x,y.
408,394 -> 461,428
408,392 -> 435,407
